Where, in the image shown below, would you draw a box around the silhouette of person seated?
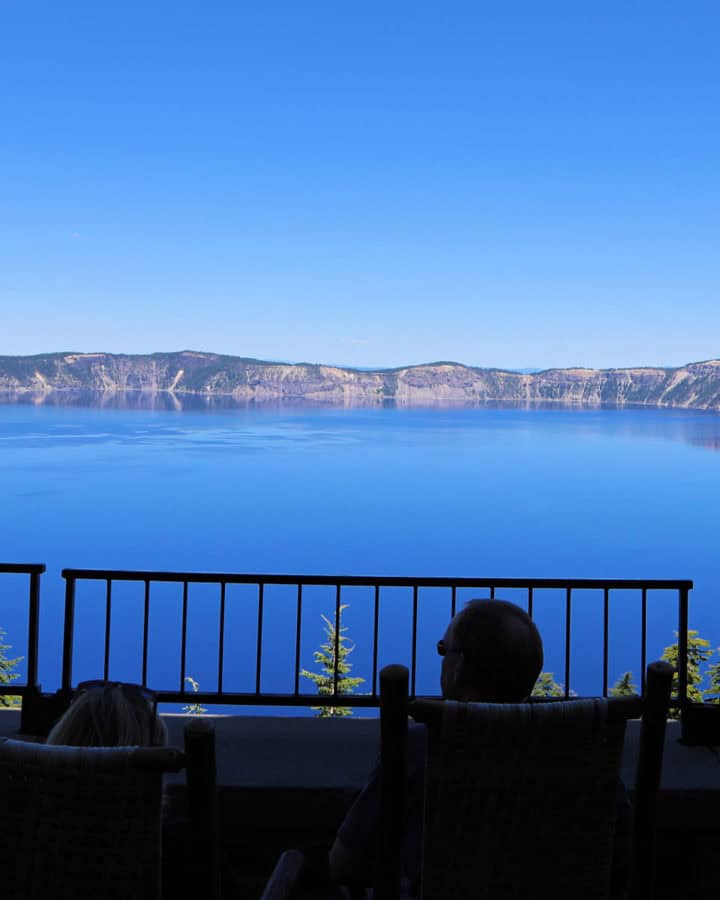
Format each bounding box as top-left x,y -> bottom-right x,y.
330,599 -> 630,897
46,680 -> 167,747
46,681 -> 187,898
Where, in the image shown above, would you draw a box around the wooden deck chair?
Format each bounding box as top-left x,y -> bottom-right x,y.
376,660 -> 672,900
182,718 -> 304,900
0,719 -> 303,900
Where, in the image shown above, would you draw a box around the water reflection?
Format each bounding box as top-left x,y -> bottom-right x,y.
1,390 -> 720,451
0,389 -> 370,412
688,435 -> 720,452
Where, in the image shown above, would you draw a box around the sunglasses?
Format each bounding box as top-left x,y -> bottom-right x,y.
437,639 -> 461,657
74,680 -> 158,711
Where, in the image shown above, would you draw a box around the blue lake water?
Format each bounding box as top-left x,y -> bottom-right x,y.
1,400 -> 720,713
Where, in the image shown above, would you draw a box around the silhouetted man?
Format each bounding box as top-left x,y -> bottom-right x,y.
329,598 -> 544,890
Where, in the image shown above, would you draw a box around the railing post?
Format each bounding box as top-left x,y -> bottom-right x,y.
19,570 -> 43,734
631,660 -> 674,900
676,586 -> 690,711
184,719 -> 220,900
377,664 -> 409,900
61,573 -> 77,693
25,571 -> 41,689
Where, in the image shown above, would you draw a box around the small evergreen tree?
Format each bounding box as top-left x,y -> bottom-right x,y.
0,627 -> 22,708
661,629 -> 711,712
531,672 -> 564,698
609,671 -> 638,697
182,676 -> 207,714
301,604 -> 365,717
705,655 -> 720,703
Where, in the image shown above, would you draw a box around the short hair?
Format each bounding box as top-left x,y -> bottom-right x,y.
46,684 -> 168,748
453,599 -> 543,701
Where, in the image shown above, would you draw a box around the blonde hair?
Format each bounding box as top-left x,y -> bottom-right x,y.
47,684 -> 168,747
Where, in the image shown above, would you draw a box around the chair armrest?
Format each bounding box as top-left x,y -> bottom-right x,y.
408,698 -> 443,724
259,850 -> 304,900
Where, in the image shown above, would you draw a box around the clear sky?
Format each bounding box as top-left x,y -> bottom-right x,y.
1,2 -> 718,370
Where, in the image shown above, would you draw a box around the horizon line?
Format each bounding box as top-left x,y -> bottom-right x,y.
0,348 -> 716,374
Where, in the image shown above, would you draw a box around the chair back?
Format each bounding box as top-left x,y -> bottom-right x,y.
378,661 -> 672,900
415,695 -> 628,900
0,738 -> 184,900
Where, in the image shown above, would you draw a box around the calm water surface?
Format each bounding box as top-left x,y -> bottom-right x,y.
1,401 -> 719,711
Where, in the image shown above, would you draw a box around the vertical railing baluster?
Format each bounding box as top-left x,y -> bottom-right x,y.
528,586 -> 533,619
333,584 -> 342,697
451,585 -> 457,617
142,580 -> 150,687
294,584 -> 303,696
218,582 -> 226,695
372,584 -> 380,697
255,583 -> 264,695
103,579 -> 112,681
411,585 -> 418,697
180,581 -> 188,692
490,584 -> 496,599
26,572 -> 41,690
602,587 -> 609,697
641,588 -> 648,696
564,587 -> 571,698
19,569 -> 43,735
678,586 -> 690,710
61,575 -> 77,693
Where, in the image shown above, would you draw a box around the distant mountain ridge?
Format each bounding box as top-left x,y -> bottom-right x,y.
1,350 -> 720,410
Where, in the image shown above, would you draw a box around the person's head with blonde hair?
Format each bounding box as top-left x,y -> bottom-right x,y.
47,681 -> 167,747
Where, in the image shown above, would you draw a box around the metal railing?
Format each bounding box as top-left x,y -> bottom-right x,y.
0,563 -> 45,716
58,569 -> 694,710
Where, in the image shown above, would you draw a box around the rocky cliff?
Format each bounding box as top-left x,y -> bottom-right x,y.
1,351 -> 719,410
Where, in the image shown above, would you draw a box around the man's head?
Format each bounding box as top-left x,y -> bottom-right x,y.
438,599 -> 543,702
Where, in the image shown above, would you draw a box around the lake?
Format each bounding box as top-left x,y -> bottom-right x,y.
1,399 -> 719,713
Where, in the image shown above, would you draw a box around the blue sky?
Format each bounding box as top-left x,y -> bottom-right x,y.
1,2 -> 718,369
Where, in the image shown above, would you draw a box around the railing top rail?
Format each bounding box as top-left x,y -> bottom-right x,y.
60,568 -> 694,590
0,563 -> 46,574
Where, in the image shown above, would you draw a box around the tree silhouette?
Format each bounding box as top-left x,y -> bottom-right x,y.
0,627 -> 22,708
661,629 -> 711,713
609,671 -> 638,697
705,654 -> 720,703
531,671 -> 564,698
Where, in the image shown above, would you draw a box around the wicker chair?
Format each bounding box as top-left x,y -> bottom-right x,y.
376,661 -> 673,900
0,719 -> 303,900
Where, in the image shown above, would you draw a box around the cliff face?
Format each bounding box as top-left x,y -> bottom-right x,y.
1,351 -> 719,411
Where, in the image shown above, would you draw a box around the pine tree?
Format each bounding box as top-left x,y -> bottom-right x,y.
0,627 -> 22,708
609,671 -> 638,697
531,672 -> 564,698
661,629 -> 712,716
705,655 -> 720,703
301,604 -> 365,717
